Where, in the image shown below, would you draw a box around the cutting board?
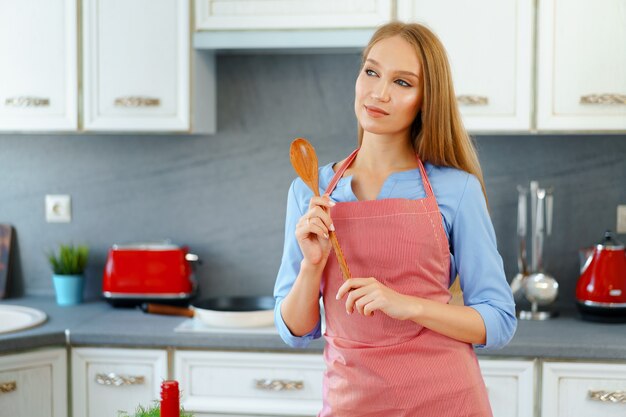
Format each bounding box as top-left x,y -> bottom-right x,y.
0,224 -> 13,299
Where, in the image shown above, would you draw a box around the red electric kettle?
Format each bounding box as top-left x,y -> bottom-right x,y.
576,230 -> 626,322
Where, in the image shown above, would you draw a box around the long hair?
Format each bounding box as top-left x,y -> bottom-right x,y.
357,22 -> 488,203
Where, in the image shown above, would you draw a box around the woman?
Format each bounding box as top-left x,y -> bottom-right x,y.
274,21 -> 516,416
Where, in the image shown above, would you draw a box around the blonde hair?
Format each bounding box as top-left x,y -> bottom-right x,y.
358,21 -> 488,203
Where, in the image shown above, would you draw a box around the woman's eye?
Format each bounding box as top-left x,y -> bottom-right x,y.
365,69 -> 377,77
396,79 -> 411,87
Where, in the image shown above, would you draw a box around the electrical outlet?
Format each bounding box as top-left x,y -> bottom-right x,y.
618,205 -> 626,234
45,195 -> 71,223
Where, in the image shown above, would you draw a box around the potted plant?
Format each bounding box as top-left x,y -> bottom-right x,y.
117,402 -> 194,417
47,244 -> 89,306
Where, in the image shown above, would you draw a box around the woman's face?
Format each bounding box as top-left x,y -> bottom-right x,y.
354,35 -> 423,137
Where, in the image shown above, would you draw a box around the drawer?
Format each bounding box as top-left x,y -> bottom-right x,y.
0,348 -> 67,417
479,359 -> 535,417
72,348 -> 168,417
175,351 -> 324,416
543,361 -> 626,417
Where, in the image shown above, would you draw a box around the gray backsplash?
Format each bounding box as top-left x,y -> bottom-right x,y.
1,53 -> 625,311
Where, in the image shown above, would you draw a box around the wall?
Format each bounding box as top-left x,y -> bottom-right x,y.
1,53 -> 625,312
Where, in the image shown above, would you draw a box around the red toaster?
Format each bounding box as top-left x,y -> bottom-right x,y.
103,242 -> 199,307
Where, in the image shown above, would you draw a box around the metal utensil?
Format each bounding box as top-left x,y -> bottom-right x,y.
519,187 -> 559,320
289,138 -> 351,281
529,181 -> 539,272
510,187 -> 528,298
520,273 -> 559,320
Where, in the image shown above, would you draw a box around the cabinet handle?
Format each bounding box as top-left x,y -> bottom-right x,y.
457,95 -> 489,106
114,96 -> 161,107
580,94 -> 626,105
95,373 -> 145,387
254,378 -> 304,391
588,389 -> 626,403
0,381 -> 16,394
5,96 -> 50,107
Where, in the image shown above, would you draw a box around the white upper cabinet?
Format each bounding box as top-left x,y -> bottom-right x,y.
82,0 -> 190,131
0,0 -> 77,131
397,0 -> 534,132
195,0 -> 392,30
537,0 -> 626,131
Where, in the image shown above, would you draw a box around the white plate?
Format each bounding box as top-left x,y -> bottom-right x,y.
0,304 -> 47,334
193,307 -> 274,328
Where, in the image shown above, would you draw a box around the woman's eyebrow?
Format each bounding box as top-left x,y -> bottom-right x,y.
365,58 -> 419,79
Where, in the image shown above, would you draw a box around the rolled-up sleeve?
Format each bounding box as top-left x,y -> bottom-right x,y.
273,179 -> 322,348
450,174 -> 517,350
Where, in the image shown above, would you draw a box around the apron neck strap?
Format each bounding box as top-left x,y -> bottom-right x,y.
323,148 -> 434,198
324,148 -> 359,196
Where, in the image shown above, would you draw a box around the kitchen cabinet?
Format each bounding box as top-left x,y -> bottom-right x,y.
396,0 -> 534,132
0,0 -> 77,131
542,361 -> 626,417
174,350 -> 325,416
174,350 -> 536,416
479,359 -> 536,417
195,0 -> 392,30
82,0 -> 191,132
536,0 -> 626,131
72,347 -> 168,417
0,348 -> 67,417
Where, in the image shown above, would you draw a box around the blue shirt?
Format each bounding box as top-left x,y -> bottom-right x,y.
274,161 -> 517,350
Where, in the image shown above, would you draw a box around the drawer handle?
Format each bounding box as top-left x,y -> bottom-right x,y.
114,96 -> 161,107
5,96 -> 50,107
95,373 -> 145,387
457,95 -> 489,106
254,378 -> 304,391
588,389 -> 626,403
580,94 -> 626,105
0,381 -> 17,394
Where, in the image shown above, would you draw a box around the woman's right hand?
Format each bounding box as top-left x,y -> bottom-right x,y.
295,194 -> 335,267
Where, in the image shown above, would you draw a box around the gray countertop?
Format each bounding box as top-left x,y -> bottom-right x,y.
1,296 -> 625,361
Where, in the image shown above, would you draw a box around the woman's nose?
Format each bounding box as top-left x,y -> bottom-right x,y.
371,81 -> 391,102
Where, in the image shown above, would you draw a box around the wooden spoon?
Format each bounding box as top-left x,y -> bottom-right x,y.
290,138 -> 352,281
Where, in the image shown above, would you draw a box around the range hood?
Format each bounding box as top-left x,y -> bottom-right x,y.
193,29 -> 375,52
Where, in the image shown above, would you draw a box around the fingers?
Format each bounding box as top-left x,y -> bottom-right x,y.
307,195 -> 336,232
295,215 -> 329,241
336,277 -> 380,316
335,277 -> 376,300
296,195 -> 335,242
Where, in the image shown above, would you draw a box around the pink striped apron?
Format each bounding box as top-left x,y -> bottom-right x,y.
319,148 -> 492,417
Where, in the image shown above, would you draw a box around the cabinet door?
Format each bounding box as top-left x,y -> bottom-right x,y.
537,0 -> 626,131
542,361 -> 626,417
0,0 -> 77,131
82,0 -> 190,131
72,347 -> 168,417
479,359 -> 535,417
397,0 -> 533,132
195,0 -> 392,30
175,350 -> 324,416
0,348 -> 67,417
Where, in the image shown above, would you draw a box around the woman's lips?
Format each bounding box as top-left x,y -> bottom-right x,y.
365,105 -> 389,117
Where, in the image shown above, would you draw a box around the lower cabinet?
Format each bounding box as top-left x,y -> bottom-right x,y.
174,351 -> 324,416
174,351 -> 536,417
479,359 -> 536,417
71,347 -> 168,417
542,361 -> 626,417
0,348 -> 67,417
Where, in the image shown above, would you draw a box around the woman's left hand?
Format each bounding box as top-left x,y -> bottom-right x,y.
336,277 -> 422,321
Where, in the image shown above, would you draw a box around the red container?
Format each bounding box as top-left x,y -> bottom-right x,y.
160,380 -> 180,417
103,242 -> 197,306
576,231 -> 626,322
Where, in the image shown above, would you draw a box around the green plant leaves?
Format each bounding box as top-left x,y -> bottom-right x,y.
47,244 -> 89,275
